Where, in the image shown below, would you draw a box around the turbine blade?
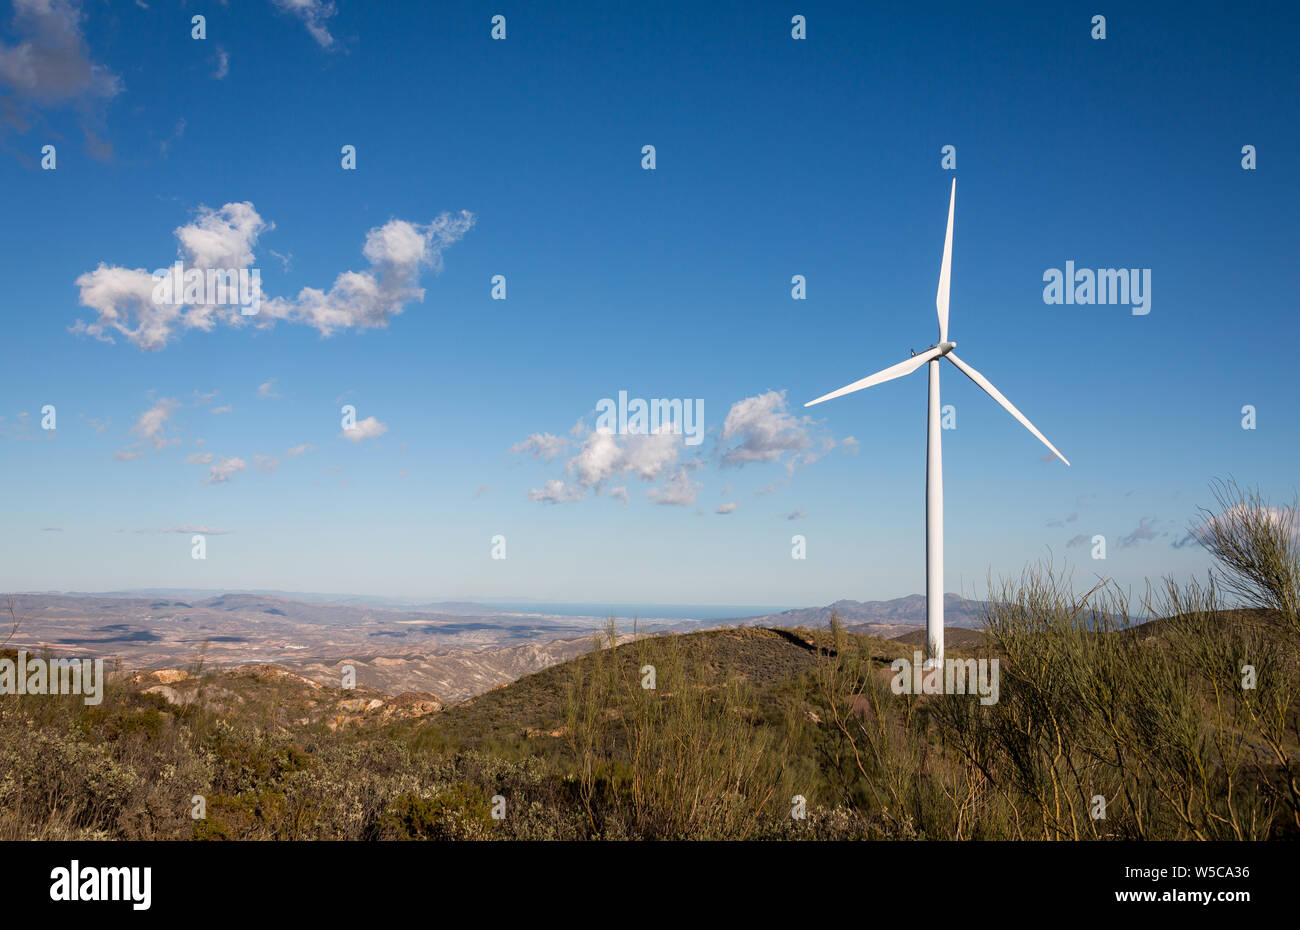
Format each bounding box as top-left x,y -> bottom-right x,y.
935,178 -> 955,343
946,352 -> 1071,466
805,346 -> 943,407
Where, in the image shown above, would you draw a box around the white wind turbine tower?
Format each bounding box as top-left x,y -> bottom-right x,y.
805,179 -> 1070,667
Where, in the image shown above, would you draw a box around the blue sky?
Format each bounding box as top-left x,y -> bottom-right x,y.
0,0 -> 1296,607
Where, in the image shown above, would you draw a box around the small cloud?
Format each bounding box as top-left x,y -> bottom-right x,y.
784,509 -> 805,521
609,486 -> 629,507
211,405 -> 232,415
647,467 -> 700,507
510,432 -> 569,461
716,501 -> 738,515
1117,516 -> 1159,548
114,448 -> 146,461
1065,534 -> 1089,548
473,484 -> 489,499
286,444 -> 316,457
132,397 -> 181,449
186,452 -> 213,465
340,416 -> 387,443
77,414 -> 109,434
719,390 -> 814,467
841,436 -> 860,456
205,456 -> 246,484
272,0 -> 338,49
212,46 -> 229,80
258,379 -> 280,399
159,117 -> 185,156
528,479 -> 584,504
254,453 -> 280,474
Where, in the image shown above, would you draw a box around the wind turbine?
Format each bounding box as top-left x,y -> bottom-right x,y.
805,179 -> 1070,667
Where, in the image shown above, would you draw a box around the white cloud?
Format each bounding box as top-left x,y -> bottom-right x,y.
272,0 -> 337,49
719,390 -> 813,466
528,479 -> 584,504
254,453 -> 280,473
186,452 -> 213,465
524,423 -> 690,505
212,46 -> 229,80
262,212 -> 475,337
73,264 -> 181,352
842,436 -> 860,455
73,202 -> 271,350
131,398 -> 180,449
204,456 -> 246,484
258,378 -> 280,398
571,430 -> 624,487
716,501 -> 738,514
286,444 -> 316,457
621,430 -> 681,481
647,467 -> 700,507
568,428 -> 681,490
73,204 -> 473,351
522,391 -> 826,508
177,201 -> 267,270
340,416 -> 387,443
510,432 -> 568,461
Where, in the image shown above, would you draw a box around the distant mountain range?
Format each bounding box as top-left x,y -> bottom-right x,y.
725,593 -> 988,630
